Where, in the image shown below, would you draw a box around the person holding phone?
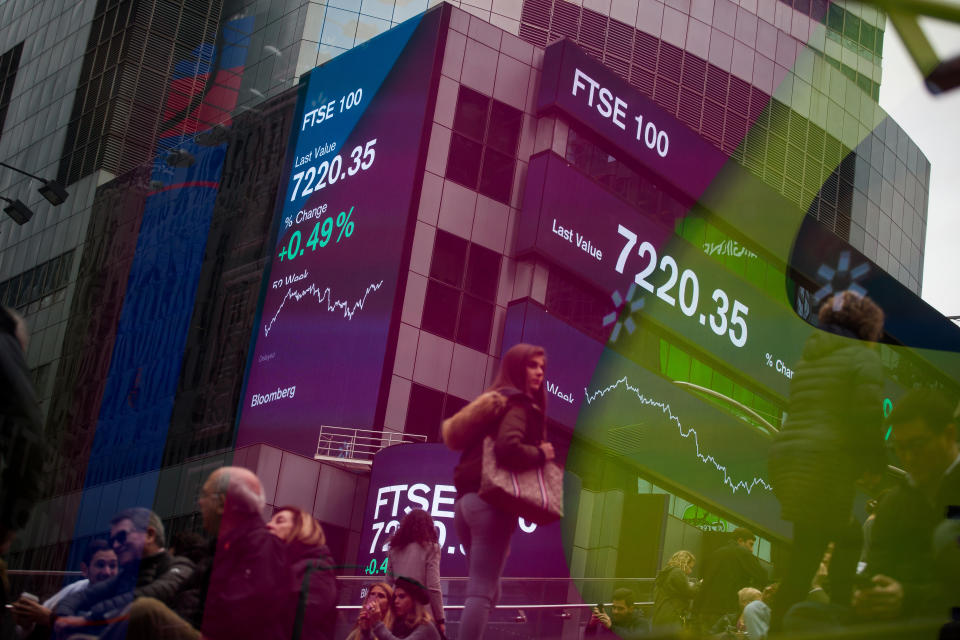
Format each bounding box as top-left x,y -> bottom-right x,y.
360,578 -> 438,640
585,588 -> 649,638
346,582 -> 393,640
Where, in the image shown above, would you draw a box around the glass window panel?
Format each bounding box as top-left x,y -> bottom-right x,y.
861,22 -> 876,52
689,357 -> 712,388
442,394 -> 470,421
359,0 -> 394,20
406,383 -> 445,440
843,13 -> 860,42
446,133 -> 483,189
456,294 -> 494,352
320,7 -> 359,50
465,243 -> 500,301
478,148 -> 515,204
665,344 -> 690,381
487,100 -> 522,155
827,3 -> 844,32
711,370 -> 734,398
430,230 -> 468,287
453,85 -> 489,141
421,280 -> 459,340
355,14 -> 390,45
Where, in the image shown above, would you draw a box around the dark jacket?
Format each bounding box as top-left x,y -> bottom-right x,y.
287,540 -> 337,640
55,551 -> 194,619
170,539 -> 214,628
865,460 -> 960,617
768,328 -> 885,524
453,389 -> 545,497
652,566 -> 696,628
694,541 -> 767,620
198,513 -> 294,640
584,608 -> 649,639
0,313 -> 47,537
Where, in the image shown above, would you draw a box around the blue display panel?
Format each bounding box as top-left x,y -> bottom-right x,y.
237,12 -> 443,454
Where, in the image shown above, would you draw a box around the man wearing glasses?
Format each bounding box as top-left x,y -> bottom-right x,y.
855,389 -> 960,621
53,507 -> 194,633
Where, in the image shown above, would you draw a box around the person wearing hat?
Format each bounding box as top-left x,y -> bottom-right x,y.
360,576 -> 439,640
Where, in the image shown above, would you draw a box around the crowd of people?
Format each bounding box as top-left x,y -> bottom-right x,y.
2,293 -> 959,639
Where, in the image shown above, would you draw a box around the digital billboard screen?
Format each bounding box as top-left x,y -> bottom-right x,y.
518,152 -> 808,400
236,12 -> 443,454
357,443 -> 569,578
537,39 -> 727,204
503,300 -> 788,538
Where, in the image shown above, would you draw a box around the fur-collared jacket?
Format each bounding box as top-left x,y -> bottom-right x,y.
449,388 -> 546,498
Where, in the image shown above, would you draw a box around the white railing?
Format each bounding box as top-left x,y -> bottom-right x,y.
314,426 -> 427,464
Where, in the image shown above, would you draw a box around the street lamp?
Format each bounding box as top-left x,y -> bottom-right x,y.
0,196 -> 34,225
0,161 -> 69,206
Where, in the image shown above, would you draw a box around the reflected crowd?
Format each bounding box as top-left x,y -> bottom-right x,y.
2,295 -> 959,639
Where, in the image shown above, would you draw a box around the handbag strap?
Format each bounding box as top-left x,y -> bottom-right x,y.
291,562 -> 317,640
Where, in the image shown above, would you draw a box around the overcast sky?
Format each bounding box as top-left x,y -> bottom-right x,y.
879,17 -> 960,319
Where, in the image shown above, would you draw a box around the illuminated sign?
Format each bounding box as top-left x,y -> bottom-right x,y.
237,12 -> 443,454
537,39 -> 727,203
501,300 -> 788,538
357,443 -> 568,577
518,152 -> 806,399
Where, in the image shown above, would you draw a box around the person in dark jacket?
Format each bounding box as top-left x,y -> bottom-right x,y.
585,588 -> 649,639
0,307 -> 46,554
266,506 -> 337,640
768,291 -> 886,625
120,466 -> 294,640
652,550 -> 698,631
450,343 -> 555,640
54,508 -> 193,633
693,528 -> 767,630
855,389 -> 960,621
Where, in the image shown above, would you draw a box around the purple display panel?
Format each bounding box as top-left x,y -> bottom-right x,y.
519,153 -> 804,398
517,151 -> 675,295
237,13 -> 442,454
357,443 -> 568,577
501,301 -> 605,429
537,39 -> 728,203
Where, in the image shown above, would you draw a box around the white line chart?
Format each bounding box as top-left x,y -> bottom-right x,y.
583,376 -> 773,495
263,280 -> 385,337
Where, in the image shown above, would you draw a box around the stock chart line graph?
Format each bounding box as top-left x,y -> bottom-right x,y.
263,279 -> 385,337
584,376 -> 773,495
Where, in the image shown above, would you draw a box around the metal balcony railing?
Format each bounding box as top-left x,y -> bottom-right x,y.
314,426 -> 426,464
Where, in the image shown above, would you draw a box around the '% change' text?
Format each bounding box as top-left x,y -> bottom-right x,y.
279,207 -> 354,262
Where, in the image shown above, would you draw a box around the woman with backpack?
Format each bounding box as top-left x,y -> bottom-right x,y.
386,509 -> 446,636
443,343 -> 555,640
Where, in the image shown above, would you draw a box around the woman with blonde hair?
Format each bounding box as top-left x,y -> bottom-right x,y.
266,506 -> 337,639
346,582 -> 393,640
652,550 -> 698,630
360,577 -> 439,639
709,587 -> 762,636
